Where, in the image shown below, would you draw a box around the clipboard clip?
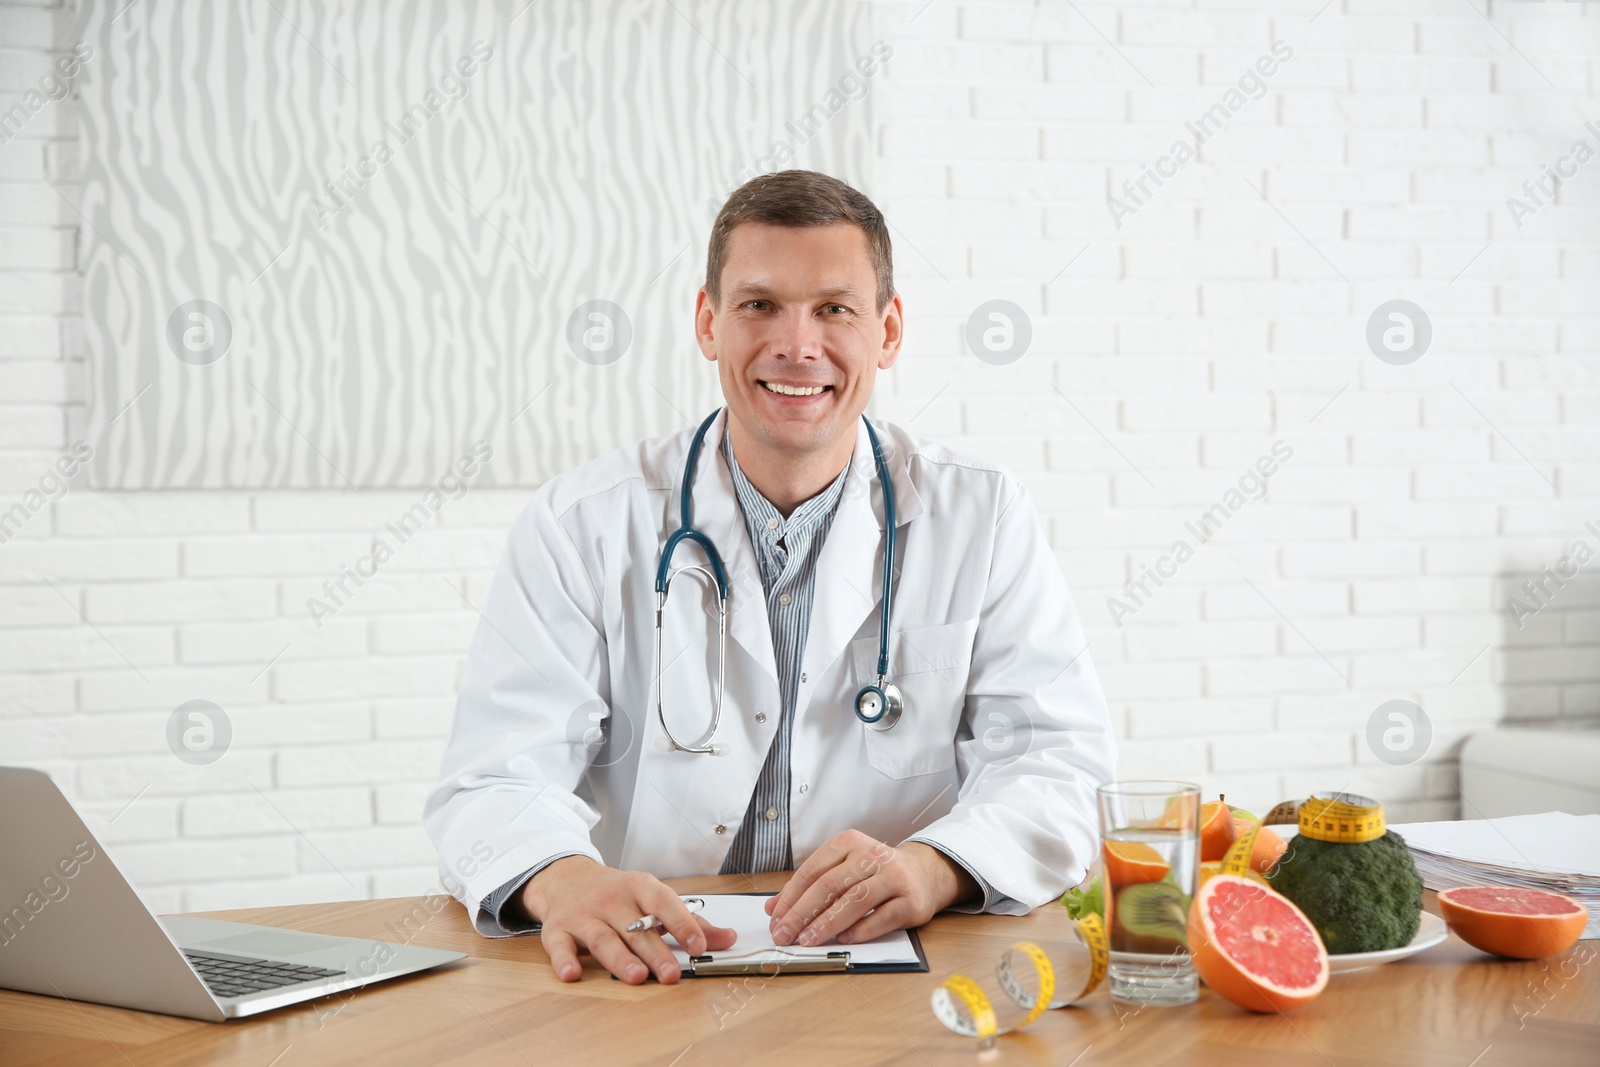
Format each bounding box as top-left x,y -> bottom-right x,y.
687,949 -> 851,976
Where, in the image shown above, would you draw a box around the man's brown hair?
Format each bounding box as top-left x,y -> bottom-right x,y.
705,170 -> 894,313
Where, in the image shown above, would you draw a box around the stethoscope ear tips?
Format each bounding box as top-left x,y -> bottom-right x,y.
709,743 -> 729,757
654,736 -> 675,753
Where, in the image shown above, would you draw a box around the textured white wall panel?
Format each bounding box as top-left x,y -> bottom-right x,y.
79,0 -> 878,487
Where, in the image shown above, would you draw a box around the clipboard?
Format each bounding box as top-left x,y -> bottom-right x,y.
678,892 -> 928,977
643,892 -> 929,978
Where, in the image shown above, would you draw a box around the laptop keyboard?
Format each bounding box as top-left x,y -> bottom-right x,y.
184,949 -> 346,1000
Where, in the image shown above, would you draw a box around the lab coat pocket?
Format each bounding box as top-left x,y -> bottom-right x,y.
850,619 -> 978,779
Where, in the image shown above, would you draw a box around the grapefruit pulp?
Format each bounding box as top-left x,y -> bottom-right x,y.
1437,886 -> 1588,959
1188,874 -> 1329,1013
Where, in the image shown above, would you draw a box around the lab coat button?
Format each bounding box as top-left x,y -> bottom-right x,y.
765,807 -> 779,820
799,783 -> 808,794
755,712 -> 766,724
714,824 -> 726,835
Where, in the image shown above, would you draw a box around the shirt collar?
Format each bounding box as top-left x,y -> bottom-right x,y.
721,424 -> 850,545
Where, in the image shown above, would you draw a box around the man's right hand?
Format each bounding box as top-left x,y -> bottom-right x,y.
517,856 -> 738,985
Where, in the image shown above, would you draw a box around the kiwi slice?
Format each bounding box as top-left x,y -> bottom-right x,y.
1111,881 -> 1189,955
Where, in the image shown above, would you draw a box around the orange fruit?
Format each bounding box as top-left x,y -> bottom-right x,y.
1103,840 -> 1171,886
1437,886 -> 1588,959
1199,799 -> 1238,862
1188,874 -> 1329,1013
1154,796 -> 1193,829
1231,817 -> 1288,874
1155,795 -> 1236,860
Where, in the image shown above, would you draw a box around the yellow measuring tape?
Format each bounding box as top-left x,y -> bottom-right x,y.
1221,819 -> 1260,877
1297,791 -> 1386,843
1223,791 -> 1385,874
929,913 -> 1108,1045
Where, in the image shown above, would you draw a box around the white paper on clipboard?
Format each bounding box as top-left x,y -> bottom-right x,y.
659,893 -> 922,969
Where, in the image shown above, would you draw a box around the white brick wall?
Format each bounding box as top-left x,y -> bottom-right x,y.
2,0 -> 1598,910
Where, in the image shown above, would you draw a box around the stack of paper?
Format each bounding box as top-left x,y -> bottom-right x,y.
1387,812 -> 1600,940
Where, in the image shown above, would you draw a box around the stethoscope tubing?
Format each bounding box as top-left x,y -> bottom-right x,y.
653,408 -> 900,754
864,417 -> 895,683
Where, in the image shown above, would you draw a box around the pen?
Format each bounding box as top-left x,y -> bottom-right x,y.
626,896 -> 705,933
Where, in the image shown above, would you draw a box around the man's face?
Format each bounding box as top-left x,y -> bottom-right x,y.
696,221 -> 902,457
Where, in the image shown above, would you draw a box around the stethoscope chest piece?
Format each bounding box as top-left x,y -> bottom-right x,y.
855,681 -> 903,732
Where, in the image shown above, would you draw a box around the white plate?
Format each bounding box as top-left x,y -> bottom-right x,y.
1327,911 -> 1449,973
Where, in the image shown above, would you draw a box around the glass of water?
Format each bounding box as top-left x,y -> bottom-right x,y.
1096,780 -> 1200,1006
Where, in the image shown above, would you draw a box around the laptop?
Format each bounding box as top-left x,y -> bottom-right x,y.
0,767 -> 466,1021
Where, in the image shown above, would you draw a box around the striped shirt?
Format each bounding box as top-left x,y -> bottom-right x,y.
715,426 -> 1001,909
718,426 -> 851,874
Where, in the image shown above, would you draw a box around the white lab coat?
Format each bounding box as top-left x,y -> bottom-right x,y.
423,408 -> 1116,930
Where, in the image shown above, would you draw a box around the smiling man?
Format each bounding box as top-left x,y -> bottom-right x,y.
424,170 -> 1116,985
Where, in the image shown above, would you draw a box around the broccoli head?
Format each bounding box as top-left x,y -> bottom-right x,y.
1265,830 -> 1423,954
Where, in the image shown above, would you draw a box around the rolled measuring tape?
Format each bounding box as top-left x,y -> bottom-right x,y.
1223,792 -> 1386,878
1263,799 -> 1301,825
1297,791 -> 1385,843
930,913 -> 1109,1045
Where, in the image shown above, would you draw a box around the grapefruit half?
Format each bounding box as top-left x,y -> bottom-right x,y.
1188,874 -> 1329,1013
1437,886 -> 1588,959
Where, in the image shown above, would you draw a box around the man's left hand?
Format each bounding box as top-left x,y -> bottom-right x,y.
764,830 -> 979,947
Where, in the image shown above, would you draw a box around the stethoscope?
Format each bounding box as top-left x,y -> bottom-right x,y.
653,408 -> 902,755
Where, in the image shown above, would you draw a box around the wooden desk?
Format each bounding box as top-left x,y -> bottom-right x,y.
2,875 -> 1595,1066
